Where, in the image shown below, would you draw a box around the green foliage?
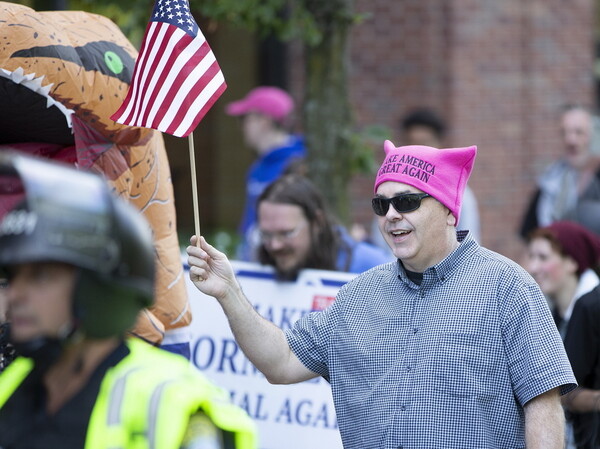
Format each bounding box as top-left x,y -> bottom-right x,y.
34,0 -> 369,49
178,226 -> 240,258
191,0 -> 365,47
191,0 -> 316,45
344,124 -> 392,176
68,0 -> 151,46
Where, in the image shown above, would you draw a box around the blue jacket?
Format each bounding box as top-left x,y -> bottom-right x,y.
238,135 -> 306,260
335,226 -> 394,273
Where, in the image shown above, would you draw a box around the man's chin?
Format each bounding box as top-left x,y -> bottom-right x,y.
274,264 -> 301,282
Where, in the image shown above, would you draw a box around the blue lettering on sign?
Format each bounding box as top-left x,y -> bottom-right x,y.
192,336 -> 215,370
192,336 -> 261,376
313,402 -> 337,429
230,391 -> 269,421
192,337 -> 335,383
218,338 -> 239,372
253,305 -> 311,330
275,398 -> 338,429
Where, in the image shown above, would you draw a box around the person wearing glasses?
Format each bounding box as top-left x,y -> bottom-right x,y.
255,174 -> 392,281
225,86 -> 307,262
187,140 -> 576,449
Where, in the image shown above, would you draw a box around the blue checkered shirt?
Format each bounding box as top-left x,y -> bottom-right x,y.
285,232 -> 576,449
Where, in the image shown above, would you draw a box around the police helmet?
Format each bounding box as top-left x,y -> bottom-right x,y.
0,151 -> 155,338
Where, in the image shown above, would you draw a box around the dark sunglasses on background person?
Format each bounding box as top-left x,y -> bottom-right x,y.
372,193 -> 431,216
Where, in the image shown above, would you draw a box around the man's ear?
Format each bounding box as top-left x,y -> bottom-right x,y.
446,208 -> 457,227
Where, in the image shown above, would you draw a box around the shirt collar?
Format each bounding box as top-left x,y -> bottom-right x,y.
396,230 -> 479,286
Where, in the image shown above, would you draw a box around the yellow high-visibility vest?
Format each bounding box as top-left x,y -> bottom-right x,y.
0,338 -> 257,449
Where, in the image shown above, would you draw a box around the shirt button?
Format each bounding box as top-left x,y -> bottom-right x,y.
400,405 -> 406,411
413,327 -> 418,334
406,366 -> 411,372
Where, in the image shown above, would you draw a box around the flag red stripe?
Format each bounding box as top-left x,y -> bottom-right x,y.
163,60 -> 224,135
112,22 -> 163,123
179,80 -> 227,137
127,24 -> 177,125
141,38 -> 210,128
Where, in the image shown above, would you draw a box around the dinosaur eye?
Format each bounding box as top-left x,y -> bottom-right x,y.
104,51 -> 124,75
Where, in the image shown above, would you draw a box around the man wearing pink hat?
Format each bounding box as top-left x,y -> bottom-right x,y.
187,140 -> 576,448
225,86 -> 306,261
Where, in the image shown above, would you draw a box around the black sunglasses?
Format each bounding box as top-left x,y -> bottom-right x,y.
371,193 -> 431,216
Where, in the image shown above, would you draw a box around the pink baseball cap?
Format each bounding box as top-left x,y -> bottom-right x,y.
225,86 -> 294,123
374,140 -> 477,224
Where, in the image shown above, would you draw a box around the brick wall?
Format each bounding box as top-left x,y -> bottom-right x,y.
290,0 -> 595,262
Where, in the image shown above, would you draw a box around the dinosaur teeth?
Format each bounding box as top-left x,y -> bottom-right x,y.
39,82 -> 53,98
5,66 -> 34,84
0,67 -> 74,130
29,74 -> 44,90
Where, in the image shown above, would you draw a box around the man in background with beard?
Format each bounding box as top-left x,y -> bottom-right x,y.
255,174 -> 391,281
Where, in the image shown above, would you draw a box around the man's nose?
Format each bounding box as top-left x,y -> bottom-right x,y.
386,205 -> 403,220
268,237 -> 286,250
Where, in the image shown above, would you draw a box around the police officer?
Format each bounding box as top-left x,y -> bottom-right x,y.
0,152 -> 257,449
0,275 -> 14,373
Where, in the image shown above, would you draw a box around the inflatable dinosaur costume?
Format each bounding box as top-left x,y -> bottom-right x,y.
0,2 -> 191,345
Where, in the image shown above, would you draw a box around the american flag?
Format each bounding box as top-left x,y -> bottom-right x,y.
111,0 -> 226,137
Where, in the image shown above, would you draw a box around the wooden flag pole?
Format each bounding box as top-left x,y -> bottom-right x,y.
188,132 -> 201,243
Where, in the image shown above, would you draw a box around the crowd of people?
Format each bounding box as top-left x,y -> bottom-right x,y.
187,90 -> 600,448
1,86 -> 600,449
187,139 -> 579,448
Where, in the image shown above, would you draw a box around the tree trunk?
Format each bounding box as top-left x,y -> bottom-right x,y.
303,2 -> 354,223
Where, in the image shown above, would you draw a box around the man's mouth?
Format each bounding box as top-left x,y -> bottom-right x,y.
390,229 -> 411,237
273,252 -> 294,264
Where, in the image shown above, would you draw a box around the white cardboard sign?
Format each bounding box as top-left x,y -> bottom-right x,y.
186,260 -> 356,449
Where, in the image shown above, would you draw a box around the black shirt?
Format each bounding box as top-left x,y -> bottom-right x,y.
403,267 -> 424,286
0,342 -> 129,449
564,286 -> 600,449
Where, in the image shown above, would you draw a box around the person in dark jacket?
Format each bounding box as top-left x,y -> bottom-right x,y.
563,285 -> 600,449
520,105 -> 600,238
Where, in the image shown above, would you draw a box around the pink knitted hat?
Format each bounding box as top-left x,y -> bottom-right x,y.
374,140 -> 477,224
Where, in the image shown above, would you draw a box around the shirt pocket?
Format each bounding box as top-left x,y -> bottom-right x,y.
429,331 -> 500,399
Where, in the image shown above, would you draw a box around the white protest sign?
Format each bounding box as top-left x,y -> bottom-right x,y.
186,260 -> 357,449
